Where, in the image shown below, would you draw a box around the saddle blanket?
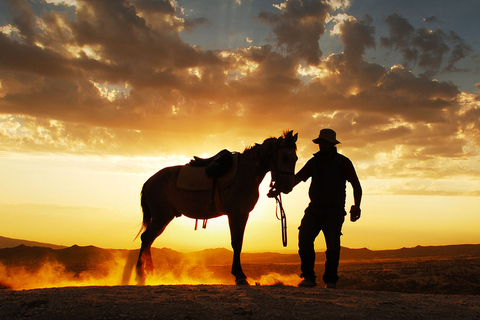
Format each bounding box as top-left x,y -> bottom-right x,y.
177,153 -> 239,190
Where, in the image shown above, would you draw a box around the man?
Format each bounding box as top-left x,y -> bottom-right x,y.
269,128 -> 362,288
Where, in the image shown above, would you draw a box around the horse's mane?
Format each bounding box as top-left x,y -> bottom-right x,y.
243,130 -> 296,153
281,130 -> 297,150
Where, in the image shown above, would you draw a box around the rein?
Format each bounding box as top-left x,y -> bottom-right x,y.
275,194 -> 287,247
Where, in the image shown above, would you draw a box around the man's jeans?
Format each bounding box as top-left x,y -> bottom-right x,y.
298,204 -> 346,284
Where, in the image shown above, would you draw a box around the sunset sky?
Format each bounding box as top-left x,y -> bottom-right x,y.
0,0 -> 479,253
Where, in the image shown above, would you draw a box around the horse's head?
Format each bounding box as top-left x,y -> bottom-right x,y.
267,130 -> 298,194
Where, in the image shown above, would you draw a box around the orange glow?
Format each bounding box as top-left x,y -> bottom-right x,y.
0,253 -> 301,290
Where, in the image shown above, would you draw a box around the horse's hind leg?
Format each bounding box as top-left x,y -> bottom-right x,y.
136,215 -> 174,284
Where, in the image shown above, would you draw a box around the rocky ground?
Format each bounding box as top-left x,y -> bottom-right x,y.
1,284 -> 479,320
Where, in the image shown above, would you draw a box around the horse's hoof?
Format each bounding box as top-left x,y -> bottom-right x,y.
235,278 -> 249,286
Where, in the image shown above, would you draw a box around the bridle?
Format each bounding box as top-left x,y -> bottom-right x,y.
256,138 -> 295,179
256,138 -> 295,247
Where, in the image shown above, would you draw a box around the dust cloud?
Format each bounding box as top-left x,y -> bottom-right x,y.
0,250 -> 301,290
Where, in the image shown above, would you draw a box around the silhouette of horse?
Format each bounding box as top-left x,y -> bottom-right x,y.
136,131 -> 298,285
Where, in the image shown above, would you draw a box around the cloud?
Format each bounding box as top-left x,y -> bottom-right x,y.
380,13 -> 473,73
4,0 -> 38,45
445,31 -> 473,72
338,15 -> 375,65
258,0 -> 332,65
325,0 -> 350,11
45,0 -> 79,6
0,0 -> 479,185
423,16 -> 442,24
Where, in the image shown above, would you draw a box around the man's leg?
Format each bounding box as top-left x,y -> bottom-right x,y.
322,208 -> 345,287
298,206 -> 322,283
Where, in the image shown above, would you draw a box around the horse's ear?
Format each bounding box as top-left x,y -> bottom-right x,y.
293,132 -> 298,142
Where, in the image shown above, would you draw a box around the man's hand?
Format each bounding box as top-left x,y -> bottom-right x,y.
267,188 -> 280,198
350,205 -> 361,222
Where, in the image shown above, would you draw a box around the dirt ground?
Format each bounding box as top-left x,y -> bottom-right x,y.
1,285 -> 479,320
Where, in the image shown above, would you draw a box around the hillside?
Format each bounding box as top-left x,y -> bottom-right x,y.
2,236 -> 479,261
2,242 -> 480,268
0,236 -> 67,250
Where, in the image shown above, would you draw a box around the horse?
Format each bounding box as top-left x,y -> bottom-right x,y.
136,130 -> 298,285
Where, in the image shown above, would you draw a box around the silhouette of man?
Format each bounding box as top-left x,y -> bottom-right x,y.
269,128 -> 362,288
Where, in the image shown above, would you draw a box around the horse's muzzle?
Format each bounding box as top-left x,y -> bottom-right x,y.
274,173 -> 295,194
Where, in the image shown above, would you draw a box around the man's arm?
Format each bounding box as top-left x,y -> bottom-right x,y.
342,159 -> 362,221
268,158 -> 313,197
349,177 -> 362,221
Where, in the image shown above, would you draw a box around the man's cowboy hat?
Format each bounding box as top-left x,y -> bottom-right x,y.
312,128 -> 340,144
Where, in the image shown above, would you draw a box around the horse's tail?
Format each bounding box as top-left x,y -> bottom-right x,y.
135,185 -> 151,240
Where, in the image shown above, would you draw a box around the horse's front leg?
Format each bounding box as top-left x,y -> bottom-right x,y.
228,212 -> 249,285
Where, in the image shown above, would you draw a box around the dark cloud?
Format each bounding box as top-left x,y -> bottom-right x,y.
423,16 -> 442,24
0,0 -> 229,129
412,28 -> 450,70
445,31 -> 473,71
5,0 -> 37,44
134,0 -> 177,14
339,15 -> 376,65
71,0 -> 199,69
381,13 -> 472,72
380,13 -> 415,49
182,17 -> 209,32
0,33 -> 77,78
258,0 -> 332,65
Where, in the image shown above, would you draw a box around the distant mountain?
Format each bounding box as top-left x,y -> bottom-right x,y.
0,236 -> 67,250
1,242 -> 479,267
340,244 -> 480,260
1,236 -> 480,264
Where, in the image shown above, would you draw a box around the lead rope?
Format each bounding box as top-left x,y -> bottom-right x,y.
275,194 -> 287,247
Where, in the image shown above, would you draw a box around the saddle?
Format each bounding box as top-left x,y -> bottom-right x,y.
189,149 -> 233,178
177,150 -> 238,191
177,150 -> 238,227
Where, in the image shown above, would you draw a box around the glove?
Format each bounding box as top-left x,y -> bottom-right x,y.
350,205 -> 361,222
